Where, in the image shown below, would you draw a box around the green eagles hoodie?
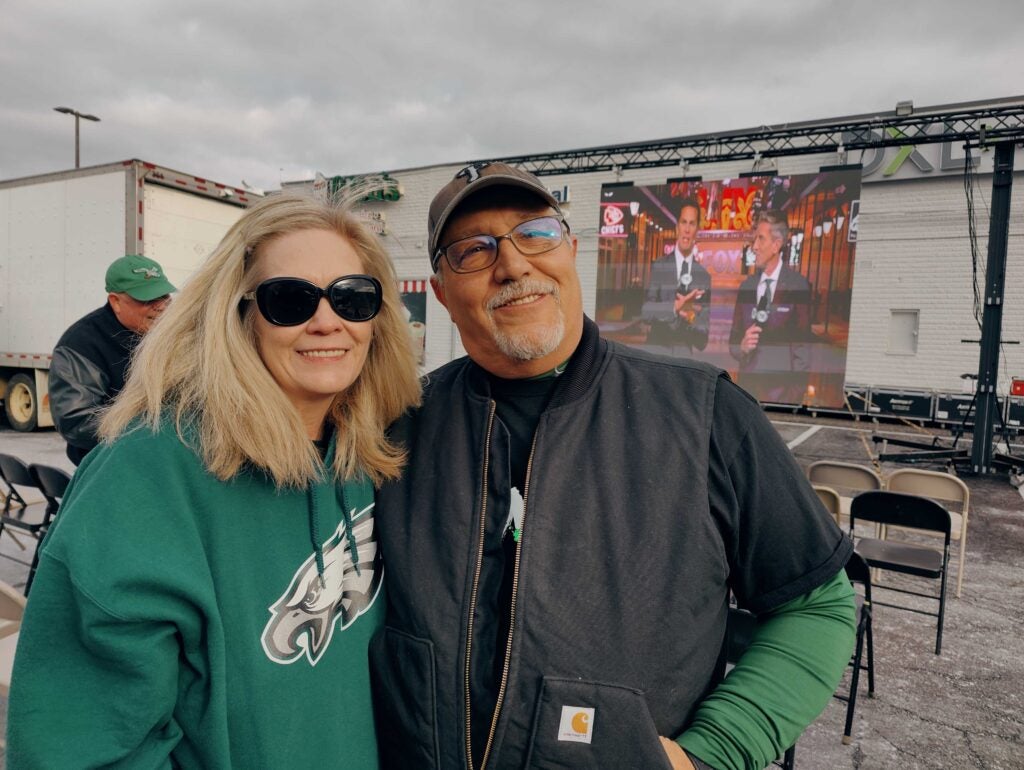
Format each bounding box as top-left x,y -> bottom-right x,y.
7,422 -> 382,769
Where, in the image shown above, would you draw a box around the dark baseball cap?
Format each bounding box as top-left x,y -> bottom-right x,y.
105,254 -> 177,301
428,162 -> 561,271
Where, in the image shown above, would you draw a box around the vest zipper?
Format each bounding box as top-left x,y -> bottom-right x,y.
479,428 -> 540,769
465,401 -> 497,770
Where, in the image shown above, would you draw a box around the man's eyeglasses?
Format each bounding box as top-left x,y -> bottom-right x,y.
242,275 -> 382,326
437,215 -> 569,274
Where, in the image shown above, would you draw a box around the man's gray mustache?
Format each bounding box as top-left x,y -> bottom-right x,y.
487,280 -> 560,312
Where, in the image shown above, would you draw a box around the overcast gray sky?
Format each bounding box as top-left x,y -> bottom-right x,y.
3,0 -> 1022,191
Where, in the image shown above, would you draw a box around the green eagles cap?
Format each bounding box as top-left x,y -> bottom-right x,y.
104,254 -> 177,301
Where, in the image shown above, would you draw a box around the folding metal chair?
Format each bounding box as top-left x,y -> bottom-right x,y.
0,455 -> 67,596
885,468 -> 970,597
835,551 -> 874,745
806,461 -> 883,525
0,452 -> 34,516
23,463 -> 72,594
850,491 -> 951,654
812,484 -> 842,525
29,463 -> 72,510
725,608 -> 797,769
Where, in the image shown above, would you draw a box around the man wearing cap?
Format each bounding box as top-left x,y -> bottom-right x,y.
49,254 -> 175,464
371,163 -> 855,770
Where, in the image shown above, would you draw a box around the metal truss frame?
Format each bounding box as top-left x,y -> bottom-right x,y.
487,100 -> 1024,175
484,99 -> 1024,477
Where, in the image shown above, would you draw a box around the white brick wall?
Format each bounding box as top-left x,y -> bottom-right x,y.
846,175 -> 1024,394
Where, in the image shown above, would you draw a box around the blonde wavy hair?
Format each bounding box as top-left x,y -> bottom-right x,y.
100,191 -> 421,488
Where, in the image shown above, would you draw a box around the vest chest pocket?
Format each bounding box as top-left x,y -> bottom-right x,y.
524,677 -> 673,770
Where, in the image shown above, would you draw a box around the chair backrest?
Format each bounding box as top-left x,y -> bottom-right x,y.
813,484 -> 842,521
850,491 -> 952,545
28,463 -> 72,506
0,453 -> 35,489
886,468 -> 968,513
0,453 -> 41,516
886,467 -> 969,542
807,461 -> 882,499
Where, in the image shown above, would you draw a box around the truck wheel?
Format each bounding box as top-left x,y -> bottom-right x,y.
4,373 -> 38,432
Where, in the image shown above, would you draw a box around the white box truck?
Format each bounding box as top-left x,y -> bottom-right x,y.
0,160 -> 254,431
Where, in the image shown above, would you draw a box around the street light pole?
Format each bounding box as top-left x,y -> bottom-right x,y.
54,106 -> 101,168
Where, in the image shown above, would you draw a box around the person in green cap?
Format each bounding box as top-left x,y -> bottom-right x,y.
49,253 -> 176,464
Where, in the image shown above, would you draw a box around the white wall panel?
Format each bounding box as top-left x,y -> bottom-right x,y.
2,170 -> 125,354
144,184 -> 246,289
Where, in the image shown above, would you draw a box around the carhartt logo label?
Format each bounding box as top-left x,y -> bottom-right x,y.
557,706 -> 594,744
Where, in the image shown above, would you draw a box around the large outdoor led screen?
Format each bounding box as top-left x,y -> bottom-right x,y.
596,169 -> 861,407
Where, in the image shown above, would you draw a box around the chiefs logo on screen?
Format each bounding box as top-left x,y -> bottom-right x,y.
601,204 -> 627,236
604,206 -> 624,226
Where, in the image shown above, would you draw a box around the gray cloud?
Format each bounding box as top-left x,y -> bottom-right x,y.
3,0 -> 1022,189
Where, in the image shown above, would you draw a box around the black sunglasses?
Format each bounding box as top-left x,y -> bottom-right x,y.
243,275 -> 383,326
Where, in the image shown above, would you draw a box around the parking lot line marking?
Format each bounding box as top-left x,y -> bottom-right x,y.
786,425 -> 822,449
771,418 -> 1024,453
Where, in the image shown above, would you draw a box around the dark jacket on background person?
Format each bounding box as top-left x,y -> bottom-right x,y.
370,317 -> 851,769
49,304 -> 139,464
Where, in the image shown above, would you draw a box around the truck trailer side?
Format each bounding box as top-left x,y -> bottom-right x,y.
0,160 -> 252,431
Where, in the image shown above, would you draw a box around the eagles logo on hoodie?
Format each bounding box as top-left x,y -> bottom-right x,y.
261,504 -> 382,666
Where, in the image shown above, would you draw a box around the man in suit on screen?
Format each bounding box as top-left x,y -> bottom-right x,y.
729,210 -> 812,404
640,197 -> 712,356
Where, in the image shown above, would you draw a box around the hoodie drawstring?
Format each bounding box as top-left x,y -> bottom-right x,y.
307,489 -> 327,589
306,479 -> 363,589
337,484 -> 362,577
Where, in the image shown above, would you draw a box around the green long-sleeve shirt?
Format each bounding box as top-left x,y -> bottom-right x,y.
679,570 -> 857,769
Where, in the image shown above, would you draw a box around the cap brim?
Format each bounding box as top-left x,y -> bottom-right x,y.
125,278 -> 177,301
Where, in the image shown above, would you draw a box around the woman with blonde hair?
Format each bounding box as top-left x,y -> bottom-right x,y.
8,192 -> 420,768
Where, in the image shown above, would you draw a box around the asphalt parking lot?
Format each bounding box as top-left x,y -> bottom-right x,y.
769,413 -> 1023,769
0,417 -> 1021,769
